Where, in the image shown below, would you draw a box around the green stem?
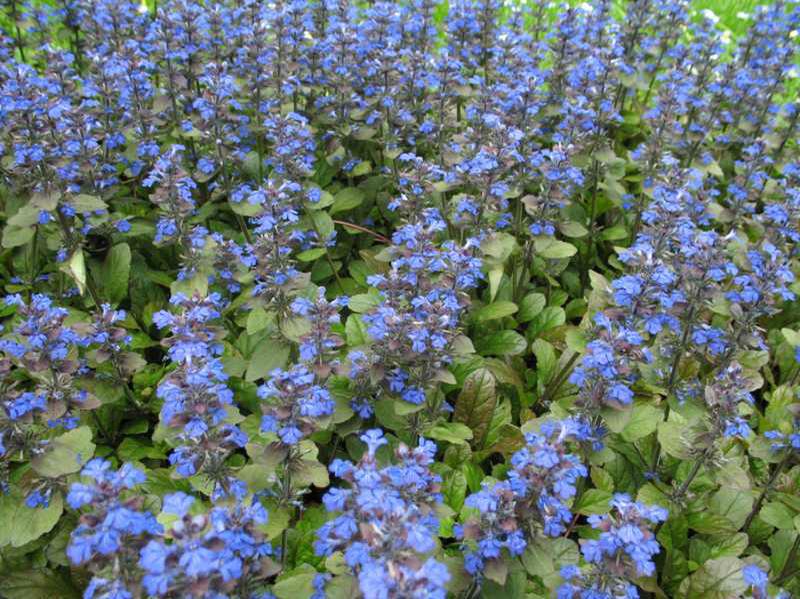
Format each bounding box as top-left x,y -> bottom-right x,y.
307,210 -> 344,289
331,219 -> 390,244
743,450 -> 792,532
539,353 -> 579,407
280,455 -> 293,569
581,158 -> 601,290
775,565 -> 799,586
651,304 -> 697,471
673,447 -> 711,502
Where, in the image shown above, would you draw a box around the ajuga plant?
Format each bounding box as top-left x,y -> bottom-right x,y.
0,1 -> 799,598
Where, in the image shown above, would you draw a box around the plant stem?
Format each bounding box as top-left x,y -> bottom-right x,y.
307,209 -> 344,289
280,458 -> 293,569
651,304 -> 697,471
775,565 -> 799,586
539,352 -> 579,407
673,447 -> 711,502
331,219 -> 390,244
743,450 -> 792,532
581,158 -> 602,290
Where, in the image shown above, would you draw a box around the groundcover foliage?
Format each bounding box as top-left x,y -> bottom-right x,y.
1,0 -> 800,597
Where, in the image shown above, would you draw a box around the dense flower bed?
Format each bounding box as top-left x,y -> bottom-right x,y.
0,1 -> 799,598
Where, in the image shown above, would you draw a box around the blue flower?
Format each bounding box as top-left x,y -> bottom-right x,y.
459,420 -> 588,577
258,365 -> 334,446
161,492 -> 195,517
316,430 -> 447,598
580,494 -> 666,579
743,564 -> 768,598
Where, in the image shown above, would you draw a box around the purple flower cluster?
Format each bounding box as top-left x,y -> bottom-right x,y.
557,495 -> 667,599
315,429 -> 449,599
67,460 -> 273,599
258,364 -> 334,446
360,216 -> 482,411
154,293 -> 247,485
0,294 -> 103,497
456,419 -> 588,577
67,460 -> 161,598
139,490 -> 272,597
258,287 -> 344,447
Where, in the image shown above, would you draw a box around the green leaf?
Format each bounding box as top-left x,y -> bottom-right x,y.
687,511 -> 737,535
2,225 -> 34,248
658,514 -> 689,553
476,330 -> 527,356
292,458 -> 330,488
60,249 -> 87,296
71,194 -> 107,212
309,210 -> 334,239
279,316 -> 311,342
531,339 -> 556,385
600,224 -> 629,241
528,307 -> 566,337
117,437 -> 164,461
292,505 -> 329,569
245,339 -> 290,382
781,328 -> 800,347
534,238 -> 577,259
709,488 -> 753,531
657,421 -> 691,459
273,564 -> 318,599
521,537 -> 579,588
574,489 -> 613,515
591,467 -> 615,493
474,300 -> 518,322
565,328 -> 587,352
677,557 -> 746,599
425,422 -> 473,445
487,267 -> 503,302
345,314 -> 369,346
517,293 -> 546,323
708,533 -> 748,559
350,160 -> 372,177
330,187 -> 365,214
442,469 -> 467,512
768,529 -> 795,573
99,243 -> 131,305
297,247 -> 326,262
481,232 -> 517,264
31,426 -> 95,477
483,559 -> 508,586
558,221 -> 589,238
637,482 -> 669,507
323,575 -> 359,599
374,399 -> 408,431
760,501 -> 796,529
593,145 -> 617,164
485,358 -> 526,401
29,190 -> 60,211
453,368 -> 497,448
0,491 -> 63,548
621,403 -> 661,442
481,400 -> 525,457
230,198 -> 263,217
0,569 -> 79,599
347,291 -> 382,313
306,189 -> 334,210
246,307 -> 272,335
